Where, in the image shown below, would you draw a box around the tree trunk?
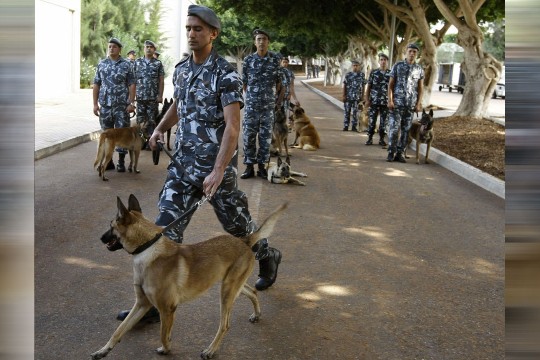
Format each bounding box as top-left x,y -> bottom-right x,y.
454,28 -> 502,118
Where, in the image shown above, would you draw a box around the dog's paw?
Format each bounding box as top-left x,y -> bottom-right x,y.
90,348 -> 110,359
249,313 -> 260,323
200,349 -> 216,359
156,346 -> 170,355
135,169 -> 140,173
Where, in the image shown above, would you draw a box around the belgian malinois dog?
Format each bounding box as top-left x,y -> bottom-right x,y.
406,109 -> 434,164
270,106 -> 289,158
91,194 -> 287,359
267,156 -> 307,186
93,122 -> 147,181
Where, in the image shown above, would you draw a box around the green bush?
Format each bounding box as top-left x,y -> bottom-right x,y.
80,58 -> 96,89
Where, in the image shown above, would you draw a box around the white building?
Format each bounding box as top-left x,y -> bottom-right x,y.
35,0 -> 188,100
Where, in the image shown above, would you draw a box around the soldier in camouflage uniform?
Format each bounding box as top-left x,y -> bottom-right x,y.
342,60 -> 365,132
240,29 -> 284,179
149,5 -> 282,292
279,57 -> 300,125
92,37 -> 136,172
365,53 -> 391,146
134,40 -> 164,144
386,43 -> 424,163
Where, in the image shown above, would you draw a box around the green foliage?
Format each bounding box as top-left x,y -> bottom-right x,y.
80,0 -> 164,81
481,19 -> 505,61
80,58 -> 96,89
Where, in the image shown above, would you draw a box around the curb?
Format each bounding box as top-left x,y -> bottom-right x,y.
34,130 -> 101,161
301,80 -> 505,199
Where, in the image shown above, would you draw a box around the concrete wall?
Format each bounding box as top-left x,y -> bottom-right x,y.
35,0 -> 81,99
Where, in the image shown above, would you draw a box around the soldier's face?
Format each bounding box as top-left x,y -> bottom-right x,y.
186,16 -> 217,52
379,57 -> 388,69
406,48 -> 418,62
145,45 -> 155,57
108,44 -> 121,57
254,35 -> 269,53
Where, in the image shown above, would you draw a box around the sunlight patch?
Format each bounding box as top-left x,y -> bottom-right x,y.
64,257 -> 115,270
384,168 -> 412,178
317,284 -> 351,296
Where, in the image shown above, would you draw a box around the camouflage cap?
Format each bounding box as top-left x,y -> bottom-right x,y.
253,29 -> 270,40
108,37 -> 123,48
187,5 -> 221,30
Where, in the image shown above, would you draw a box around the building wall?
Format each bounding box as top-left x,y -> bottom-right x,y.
35,0 -> 80,99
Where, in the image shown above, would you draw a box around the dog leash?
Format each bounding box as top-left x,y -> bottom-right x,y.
131,196 -> 208,255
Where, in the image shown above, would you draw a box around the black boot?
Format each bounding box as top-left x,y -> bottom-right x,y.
105,159 -> 116,171
386,151 -> 395,162
240,164 -> 254,179
256,163 -> 268,178
351,126 -> 358,132
116,307 -> 160,323
252,239 -> 281,291
365,135 -> 373,145
116,153 -> 126,172
395,152 -> 406,163
379,137 -> 387,147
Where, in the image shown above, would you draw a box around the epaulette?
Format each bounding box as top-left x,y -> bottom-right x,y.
175,57 -> 190,68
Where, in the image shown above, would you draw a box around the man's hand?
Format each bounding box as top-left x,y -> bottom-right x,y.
93,104 -> 100,116
149,130 -> 165,151
203,168 -> 225,200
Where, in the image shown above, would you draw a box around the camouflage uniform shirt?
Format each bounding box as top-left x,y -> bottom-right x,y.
367,68 -> 391,105
93,57 -> 135,107
389,60 -> 424,109
172,48 -> 244,185
343,71 -> 365,102
134,57 -> 164,100
242,51 -> 282,107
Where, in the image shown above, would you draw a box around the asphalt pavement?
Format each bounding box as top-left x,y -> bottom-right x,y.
34,75 -> 504,359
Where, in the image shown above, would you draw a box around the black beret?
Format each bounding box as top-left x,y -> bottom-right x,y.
351,60 -> 360,65
127,50 -> 136,55
187,5 -> 221,30
253,29 -> 270,40
407,43 -> 420,51
108,38 -> 123,48
144,40 -> 156,48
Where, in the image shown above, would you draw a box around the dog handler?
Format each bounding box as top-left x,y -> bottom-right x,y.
92,38 -> 136,172
386,43 -> 424,163
118,5 -> 283,323
342,60 -> 365,132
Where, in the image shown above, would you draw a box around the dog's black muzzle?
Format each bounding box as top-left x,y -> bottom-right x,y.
100,225 -> 123,252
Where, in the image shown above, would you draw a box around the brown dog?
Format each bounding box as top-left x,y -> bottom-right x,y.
91,195 -> 287,360
93,123 -> 147,181
406,109 -> 434,164
289,104 -> 320,151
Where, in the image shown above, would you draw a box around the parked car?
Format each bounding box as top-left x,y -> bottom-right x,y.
492,66 -> 505,99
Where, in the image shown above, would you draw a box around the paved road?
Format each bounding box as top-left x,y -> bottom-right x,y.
35,79 -> 504,359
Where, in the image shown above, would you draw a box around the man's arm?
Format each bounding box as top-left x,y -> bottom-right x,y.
93,83 -> 100,116
203,102 -> 241,198
157,75 -> 164,103
387,77 -> 395,110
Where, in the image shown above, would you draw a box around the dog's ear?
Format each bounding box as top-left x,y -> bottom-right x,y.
422,109 -> 427,115
117,196 -> 130,220
429,109 -> 434,117
128,194 -> 142,213
277,157 -> 282,165
285,155 -> 291,166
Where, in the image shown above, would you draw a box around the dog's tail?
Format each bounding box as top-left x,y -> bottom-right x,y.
302,144 -> 318,151
245,203 -> 288,248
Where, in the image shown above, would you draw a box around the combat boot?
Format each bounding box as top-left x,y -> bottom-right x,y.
116,153 -> 126,172
252,239 -> 282,291
105,159 -> 116,171
365,135 -> 373,145
240,164 -> 254,179
386,151 -> 395,162
394,152 -> 406,163
256,163 -> 268,178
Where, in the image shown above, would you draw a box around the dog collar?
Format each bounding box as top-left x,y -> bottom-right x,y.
130,233 -> 162,255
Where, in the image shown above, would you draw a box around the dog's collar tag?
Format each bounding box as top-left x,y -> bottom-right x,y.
131,233 -> 162,255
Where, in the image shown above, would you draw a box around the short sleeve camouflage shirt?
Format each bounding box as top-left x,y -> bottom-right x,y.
367,68 -> 391,106
389,60 -> 424,109
171,48 -> 244,184
93,57 -> 135,107
242,51 -> 282,105
344,71 -> 365,101
134,57 -> 165,100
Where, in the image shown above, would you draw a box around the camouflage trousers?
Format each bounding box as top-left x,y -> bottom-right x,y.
343,100 -> 360,128
387,107 -> 414,154
367,105 -> 389,137
242,106 -> 274,165
155,164 -> 257,243
99,104 -> 131,154
136,100 -> 158,138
